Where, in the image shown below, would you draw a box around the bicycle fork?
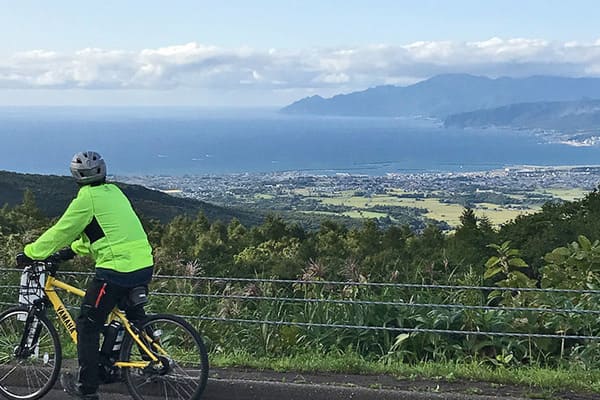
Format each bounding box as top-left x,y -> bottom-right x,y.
15,306 -> 45,359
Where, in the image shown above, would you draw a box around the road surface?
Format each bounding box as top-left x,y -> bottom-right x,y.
42,380 -> 529,400
5,366 -> 591,399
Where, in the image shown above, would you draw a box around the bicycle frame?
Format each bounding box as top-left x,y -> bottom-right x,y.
42,274 -> 161,368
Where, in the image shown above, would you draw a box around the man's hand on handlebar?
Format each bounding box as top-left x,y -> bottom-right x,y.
45,247 -> 77,265
16,247 -> 76,267
47,247 -> 76,264
16,252 -> 33,267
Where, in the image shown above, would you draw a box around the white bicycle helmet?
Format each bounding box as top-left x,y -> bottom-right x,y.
70,151 -> 107,185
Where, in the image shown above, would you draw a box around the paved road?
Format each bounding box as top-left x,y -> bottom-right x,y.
0,363 -> 540,400
39,378 -> 527,400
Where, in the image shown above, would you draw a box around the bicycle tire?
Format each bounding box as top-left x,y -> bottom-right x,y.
0,306 -> 62,400
120,314 -> 209,400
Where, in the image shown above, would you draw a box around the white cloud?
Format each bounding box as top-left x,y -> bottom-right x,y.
3,38 -> 600,93
314,73 -> 350,84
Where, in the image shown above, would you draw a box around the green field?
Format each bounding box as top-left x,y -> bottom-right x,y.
537,188 -> 588,201
253,186 -> 587,228
305,190 -> 548,227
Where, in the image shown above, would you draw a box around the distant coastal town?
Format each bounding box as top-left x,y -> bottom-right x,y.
116,165 -> 600,228
118,165 -> 599,200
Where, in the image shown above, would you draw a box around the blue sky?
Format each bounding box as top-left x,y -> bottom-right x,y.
2,0 -> 600,106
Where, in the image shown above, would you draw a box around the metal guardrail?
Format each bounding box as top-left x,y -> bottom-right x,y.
1,267 -> 599,341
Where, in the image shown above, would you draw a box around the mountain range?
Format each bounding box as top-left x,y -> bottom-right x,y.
444,99 -> 600,133
281,74 -> 600,118
0,170 -> 261,226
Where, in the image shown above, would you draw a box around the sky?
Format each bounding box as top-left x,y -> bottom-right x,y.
2,0 -> 600,107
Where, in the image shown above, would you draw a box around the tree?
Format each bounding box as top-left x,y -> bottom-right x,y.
234,237 -> 302,278
484,241 -> 536,307
159,215 -> 197,259
258,214 -> 289,242
497,189 -> 600,270
347,219 -> 382,259
407,223 -> 448,283
447,208 -> 497,273
309,219 -> 351,278
542,235 -> 600,289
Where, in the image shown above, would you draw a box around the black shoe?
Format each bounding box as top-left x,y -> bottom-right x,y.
99,364 -> 124,384
60,372 -> 100,400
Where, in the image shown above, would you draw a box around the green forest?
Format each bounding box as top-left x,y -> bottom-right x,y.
2,185 -> 600,386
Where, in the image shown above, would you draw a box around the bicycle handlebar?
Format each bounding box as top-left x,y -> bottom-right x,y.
21,261 -> 59,276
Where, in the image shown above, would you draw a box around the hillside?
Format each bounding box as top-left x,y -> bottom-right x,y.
281,74 -> 600,118
444,99 -> 600,132
0,170 -> 262,225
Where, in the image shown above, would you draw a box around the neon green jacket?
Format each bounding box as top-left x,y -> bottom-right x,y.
24,183 -> 153,273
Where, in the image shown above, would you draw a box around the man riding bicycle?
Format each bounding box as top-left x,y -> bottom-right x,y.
16,151 -> 154,400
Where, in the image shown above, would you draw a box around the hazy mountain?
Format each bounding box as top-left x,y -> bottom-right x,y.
444,99 -> 600,132
281,74 -> 600,117
0,170 -> 262,225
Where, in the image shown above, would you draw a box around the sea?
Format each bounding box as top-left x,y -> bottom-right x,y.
1,107 -> 600,176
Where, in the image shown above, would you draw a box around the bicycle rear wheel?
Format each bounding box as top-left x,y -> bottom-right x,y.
121,314 -> 209,400
0,307 -> 62,400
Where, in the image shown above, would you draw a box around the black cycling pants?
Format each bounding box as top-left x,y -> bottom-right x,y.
76,278 -> 146,394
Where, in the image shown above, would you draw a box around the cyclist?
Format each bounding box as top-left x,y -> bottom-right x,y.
16,151 -> 154,400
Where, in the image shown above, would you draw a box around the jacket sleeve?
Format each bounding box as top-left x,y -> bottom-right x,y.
71,235 -> 92,256
24,189 -> 93,260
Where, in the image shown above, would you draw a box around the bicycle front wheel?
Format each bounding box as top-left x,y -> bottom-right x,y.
121,314 -> 209,400
0,306 -> 62,400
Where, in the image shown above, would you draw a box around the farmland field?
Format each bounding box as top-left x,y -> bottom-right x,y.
302,190 -> 543,227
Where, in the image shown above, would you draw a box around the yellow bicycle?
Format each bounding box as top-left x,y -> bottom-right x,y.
0,262 -> 209,400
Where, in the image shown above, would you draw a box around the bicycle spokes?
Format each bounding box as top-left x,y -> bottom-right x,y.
0,308 -> 62,400
121,315 -> 208,400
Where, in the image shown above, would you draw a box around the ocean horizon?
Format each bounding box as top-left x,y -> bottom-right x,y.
2,107 -> 600,177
